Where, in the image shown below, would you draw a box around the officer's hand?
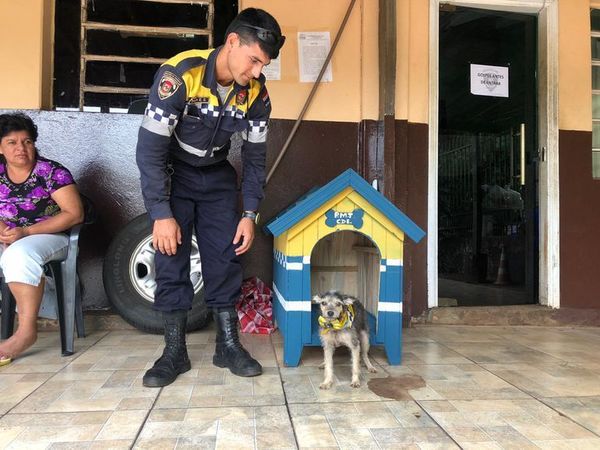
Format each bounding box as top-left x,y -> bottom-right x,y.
153,218 -> 182,256
233,218 -> 255,255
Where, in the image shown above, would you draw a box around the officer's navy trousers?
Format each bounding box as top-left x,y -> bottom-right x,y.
153,159 -> 242,311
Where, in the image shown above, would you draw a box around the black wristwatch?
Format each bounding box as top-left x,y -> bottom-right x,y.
241,210 -> 260,224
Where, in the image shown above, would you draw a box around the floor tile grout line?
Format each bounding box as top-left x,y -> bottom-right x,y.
271,338 -> 301,450
428,337 -> 551,447
43,330 -> 118,407
2,330 -> 111,417
3,330 -> 153,448
324,413 -> 343,449
430,334 -> 573,375
429,328 -> 592,365
412,399 -> 464,449
538,394 -> 600,400
5,329 -> 599,447
89,405 -> 122,445
6,392 -> 593,417
279,393 -> 465,449
478,361 -> 600,440
130,386 -> 163,449
375,363 -> 464,449
498,333 -> 581,364
432,342 -> 572,364
253,406 -> 258,450
535,396 -> 600,439
214,416 -> 221,449
434,336 -> 600,441
366,427 -> 383,450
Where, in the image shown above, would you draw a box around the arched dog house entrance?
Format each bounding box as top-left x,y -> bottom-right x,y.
310,230 -> 381,347
265,169 -> 425,366
310,231 -> 380,316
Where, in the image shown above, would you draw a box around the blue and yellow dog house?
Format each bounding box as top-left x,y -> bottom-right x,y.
265,169 -> 425,366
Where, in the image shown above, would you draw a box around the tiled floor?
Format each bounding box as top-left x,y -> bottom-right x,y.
1,325 -> 600,449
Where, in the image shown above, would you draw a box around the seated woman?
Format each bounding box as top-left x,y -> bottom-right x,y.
0,113 -> 83,366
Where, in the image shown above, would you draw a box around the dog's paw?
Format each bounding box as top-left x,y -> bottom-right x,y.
368,367 -> 378,373
350,380 -> 361,388
320,381 -> 333,390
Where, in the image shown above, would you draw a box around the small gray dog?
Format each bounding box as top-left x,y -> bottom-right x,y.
313,291 -> 377,389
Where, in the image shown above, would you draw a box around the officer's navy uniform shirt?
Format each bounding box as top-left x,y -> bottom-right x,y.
136,47 -> 272,220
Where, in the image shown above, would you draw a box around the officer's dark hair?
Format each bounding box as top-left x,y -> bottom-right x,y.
225,8 -> 285,60
0,113 -> 39,142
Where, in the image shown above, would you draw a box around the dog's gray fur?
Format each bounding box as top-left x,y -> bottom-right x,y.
313,291 -> 377,389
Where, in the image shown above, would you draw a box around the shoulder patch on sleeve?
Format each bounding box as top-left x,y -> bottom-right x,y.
158,71 -> 183,100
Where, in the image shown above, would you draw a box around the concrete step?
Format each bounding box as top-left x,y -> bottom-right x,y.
414,305 -> 600,326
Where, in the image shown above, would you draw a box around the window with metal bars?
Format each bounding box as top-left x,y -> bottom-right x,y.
53,0 -> 237,113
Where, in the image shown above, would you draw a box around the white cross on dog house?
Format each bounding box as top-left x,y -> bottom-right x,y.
265,169 -> 425,366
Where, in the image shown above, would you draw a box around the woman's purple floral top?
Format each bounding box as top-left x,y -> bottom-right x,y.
0,157 -> 75,228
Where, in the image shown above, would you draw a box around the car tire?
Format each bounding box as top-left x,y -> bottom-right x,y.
102,213 -> 209,334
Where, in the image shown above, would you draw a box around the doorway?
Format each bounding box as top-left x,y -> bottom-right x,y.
437,6 -> 538,306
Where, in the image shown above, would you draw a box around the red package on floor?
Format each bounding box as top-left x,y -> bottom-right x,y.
236,276 -> 277,334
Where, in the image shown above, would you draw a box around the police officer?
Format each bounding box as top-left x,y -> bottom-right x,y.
136,8 -> 285,387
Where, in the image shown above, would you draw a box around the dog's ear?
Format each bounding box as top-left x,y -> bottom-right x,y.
312,294 -> 322,304
342,296 -> 356,306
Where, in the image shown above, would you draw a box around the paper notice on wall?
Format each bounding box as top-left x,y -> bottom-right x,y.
298,32 -> 333,82
470,64 -> 509,97
262,56 -> 281,81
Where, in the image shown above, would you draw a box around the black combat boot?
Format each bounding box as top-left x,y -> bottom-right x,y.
143,310 -> 191,387
213,307 -> 262,377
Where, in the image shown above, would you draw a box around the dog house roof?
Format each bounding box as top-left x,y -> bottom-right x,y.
265,168 -> 425,242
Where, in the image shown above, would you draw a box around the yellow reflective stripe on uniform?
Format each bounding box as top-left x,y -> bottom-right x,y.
247,79 -> 263,108
182,66 -> 212,101
162,48 -> 213,69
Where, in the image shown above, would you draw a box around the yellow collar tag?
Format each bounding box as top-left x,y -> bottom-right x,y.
318,304 -> 355,334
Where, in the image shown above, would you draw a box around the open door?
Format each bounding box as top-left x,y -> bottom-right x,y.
438,6 -> 538,306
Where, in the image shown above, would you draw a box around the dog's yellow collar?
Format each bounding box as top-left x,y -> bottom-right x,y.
318,304 -> 355,334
